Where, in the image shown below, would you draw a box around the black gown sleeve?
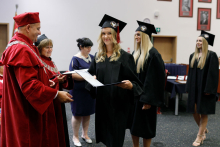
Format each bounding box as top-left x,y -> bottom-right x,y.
85,54 -> 97,99
185,54 -> 193,93
139,53 -> 165,107
123,55 -> 143,97
204,52 -> 219,94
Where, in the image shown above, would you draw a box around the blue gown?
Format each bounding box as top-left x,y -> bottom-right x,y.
69,54 -> 95,116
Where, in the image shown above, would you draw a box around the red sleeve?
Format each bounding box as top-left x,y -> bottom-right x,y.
14,66 -> 58,115
0,82 -> 2,108
1,44 -> 41,67
52,77 -> 59,84
52,77 -> 59,90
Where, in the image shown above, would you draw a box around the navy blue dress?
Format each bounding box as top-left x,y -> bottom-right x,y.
69,54 -> 95,116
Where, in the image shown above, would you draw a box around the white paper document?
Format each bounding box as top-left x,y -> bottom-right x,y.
75,70 -> 124,87
75,70 -> 104,87
167,76 -> 187,80
62,69 -> 88,75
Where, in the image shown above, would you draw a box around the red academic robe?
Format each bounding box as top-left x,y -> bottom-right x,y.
0,33 -> 64,147
40,55 -> 68,146
0,75 -> 3,108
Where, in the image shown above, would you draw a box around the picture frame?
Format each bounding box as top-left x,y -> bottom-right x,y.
198,0 -> 212,3
157,0 -> 172,1
179,0 -> 193,17
217,0 -> 220,19
197,8 -> 211,31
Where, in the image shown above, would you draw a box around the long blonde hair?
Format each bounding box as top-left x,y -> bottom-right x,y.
190,37 -> 209,69
133,32 -> 153,73
96,28 -> 121,63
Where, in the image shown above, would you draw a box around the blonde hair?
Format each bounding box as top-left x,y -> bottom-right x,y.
37,39 -> 53,55
96,28 -> 121,63
133,32 -> 153,73
190,37 -> 209,69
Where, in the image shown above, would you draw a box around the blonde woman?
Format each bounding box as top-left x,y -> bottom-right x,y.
186,31 -> 218,146
130,21 -> 165,147
86,14 -> 142,147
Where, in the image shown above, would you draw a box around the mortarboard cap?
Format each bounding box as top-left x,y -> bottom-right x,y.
35,34 -> 48,46
13,12 -> 40,27
136,21 -> 157,38
200,30 -> 215,46
99,14 -> 127,43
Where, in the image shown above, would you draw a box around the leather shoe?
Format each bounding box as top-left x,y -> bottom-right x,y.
72,138 -> 82,147
82,137 -> 92,144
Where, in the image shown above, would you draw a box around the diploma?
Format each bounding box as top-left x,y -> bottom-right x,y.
62,69 -> 88,75
75,70 -> 124,87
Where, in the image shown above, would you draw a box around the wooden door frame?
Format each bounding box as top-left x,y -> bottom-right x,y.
0,23 -> 9,44
152,35 -> 177,63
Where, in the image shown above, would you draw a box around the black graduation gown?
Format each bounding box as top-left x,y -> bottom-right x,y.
130,47 -> 165,139
186,50 -> 219,114
86,49 -> 143,147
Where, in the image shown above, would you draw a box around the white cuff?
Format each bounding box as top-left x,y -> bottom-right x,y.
54,91 -> 58,99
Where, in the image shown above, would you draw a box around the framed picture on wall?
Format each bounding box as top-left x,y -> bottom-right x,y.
197,8 -> 211,31
179,0 -> 193,17
198,0 -> 212,3
217,0 -> 220,19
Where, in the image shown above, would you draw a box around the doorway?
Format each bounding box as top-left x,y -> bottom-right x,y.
0,23 -> 9,54
152,35 -> 177,63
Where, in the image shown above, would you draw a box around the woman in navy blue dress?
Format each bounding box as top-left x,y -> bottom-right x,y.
69,38 -> 95,147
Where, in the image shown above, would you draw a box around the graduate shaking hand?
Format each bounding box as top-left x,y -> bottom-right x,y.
142,104 -> 151,110
116,80 -> 133,90
57,91 -> 73,103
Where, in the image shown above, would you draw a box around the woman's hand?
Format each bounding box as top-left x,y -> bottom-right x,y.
116,80 -> 133,90
49,80 -> 55,87
142,104 -> 151,110
58,75 -> 66,83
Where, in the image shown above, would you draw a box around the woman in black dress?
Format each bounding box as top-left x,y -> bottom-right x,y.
86,14 -> 143,147
130,21 -> 165,147
186,31 -> 219,146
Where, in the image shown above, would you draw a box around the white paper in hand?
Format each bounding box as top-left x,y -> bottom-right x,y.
63,69 -> 88,75
75,70 -> 104,87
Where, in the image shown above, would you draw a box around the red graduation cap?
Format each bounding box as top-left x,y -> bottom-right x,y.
13,12 -> 40,27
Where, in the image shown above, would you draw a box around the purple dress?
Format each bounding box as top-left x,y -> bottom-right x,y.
69,54 -> 95,116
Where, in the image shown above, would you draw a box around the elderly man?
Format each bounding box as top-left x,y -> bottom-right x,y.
200,13 -> 208,25
0,12 -> 73,147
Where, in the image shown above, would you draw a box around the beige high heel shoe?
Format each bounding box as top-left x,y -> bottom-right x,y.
192,135 -> 204,146
205,128 -> 209,134
203,128 -> 209,140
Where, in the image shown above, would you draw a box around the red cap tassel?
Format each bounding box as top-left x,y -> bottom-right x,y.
117,23 -> 120,43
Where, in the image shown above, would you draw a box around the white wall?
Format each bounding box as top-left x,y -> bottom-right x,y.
1,0 -> 220,70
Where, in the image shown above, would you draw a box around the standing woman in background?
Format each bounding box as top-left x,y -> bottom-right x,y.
69,38 -> 95,147
130,21 -> 165,147
86,14 -> 143,147
35,34 -> 69,147
186,31 -> 219,146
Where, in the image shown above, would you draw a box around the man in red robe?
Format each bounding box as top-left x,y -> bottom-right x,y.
0,65 -> 3,108
0,12 -> 73,147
